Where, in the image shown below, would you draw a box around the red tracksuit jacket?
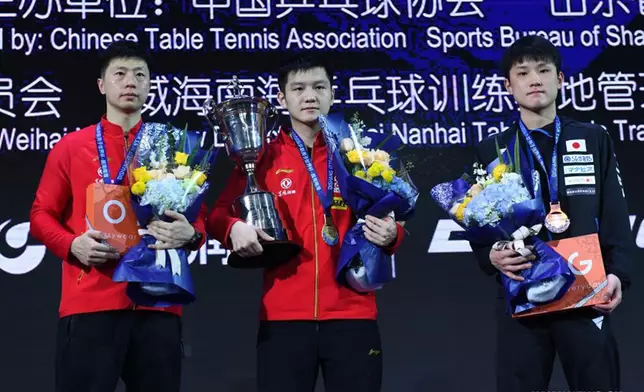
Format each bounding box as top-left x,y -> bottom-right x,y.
29,116 -> 207,318
207,127 -> 405,321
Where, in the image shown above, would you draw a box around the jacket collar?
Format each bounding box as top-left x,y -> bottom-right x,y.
508,115 -> 574,135
99,115 -> 143,139
278,125 -> 327,149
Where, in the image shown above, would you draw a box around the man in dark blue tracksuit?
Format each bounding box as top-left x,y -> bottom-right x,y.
470,35 -> 635,392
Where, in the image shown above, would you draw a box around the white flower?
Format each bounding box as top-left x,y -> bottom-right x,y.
340,138 -> 355,153
173,165 -> 191,179
148,169 -> 165,180
502,172 -> 522,184
149,151 -> 161,169
360,136 -> 372,147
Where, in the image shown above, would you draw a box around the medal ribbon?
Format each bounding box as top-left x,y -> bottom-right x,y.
95,122 -> 144,185
291,130 -> 334,214
518,116 -> 562,206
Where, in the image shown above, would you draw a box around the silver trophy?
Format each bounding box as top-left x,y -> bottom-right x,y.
203,77 -> 301,269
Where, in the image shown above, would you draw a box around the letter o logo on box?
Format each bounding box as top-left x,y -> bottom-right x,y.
103,200 -> 126,225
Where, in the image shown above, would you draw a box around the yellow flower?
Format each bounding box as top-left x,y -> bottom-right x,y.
381,168 -> 396,183
462,196 -> 472,207
191,171 -> 207,186
346,149 -> 375,167
455,203 -> 466,222
492,163 -> 509,181
175,152 -> 189,166
131,181 -> 146,196
354,170 -> 367,180
132,167 -> 151,183
346,150 -> 361,164
367,161 -> 384,178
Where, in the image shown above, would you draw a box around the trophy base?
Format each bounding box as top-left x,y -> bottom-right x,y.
227,240 -> 302,269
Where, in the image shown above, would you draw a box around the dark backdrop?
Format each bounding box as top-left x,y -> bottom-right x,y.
1,1 -> 642,391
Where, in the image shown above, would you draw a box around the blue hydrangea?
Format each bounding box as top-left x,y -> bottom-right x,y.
391,176 -> 418,208
140,179 -> 200,216
463,173 -> 530,227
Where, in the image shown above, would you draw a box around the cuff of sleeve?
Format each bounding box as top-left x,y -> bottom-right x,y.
222,218 -> 243,249
185,225 -> 207,251
607,267 -> 631,292
473,245 -> 497,276
58,233 -> 77,263
382,222 -> 405,255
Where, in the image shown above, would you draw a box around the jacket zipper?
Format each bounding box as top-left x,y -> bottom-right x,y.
124,133 -> 130,183
311,148 -> 319,320
125,132 -> 136,310
77,270 -> 84,283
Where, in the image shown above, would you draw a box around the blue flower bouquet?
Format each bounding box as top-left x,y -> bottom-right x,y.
112,122 -> 216,307
320,113 -> 418,293
430,134 -> 575,315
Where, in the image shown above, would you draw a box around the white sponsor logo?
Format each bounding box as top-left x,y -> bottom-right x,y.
0,220 -> 46,275
278,178 -> 296,197
630,216 -> 644,248
427,220 -> 471,253
563,165 -> 594,175
280,178 -> 292,190
103,200 -> 126,224
567,251 -> 592,276
564,176 -> 596,186
565,139 -> 587,152
95,167 -> 104,183
566,187 -> 596,196
562,154 -> 594,164
616,159 -> 625,198
186,239 -> 230,266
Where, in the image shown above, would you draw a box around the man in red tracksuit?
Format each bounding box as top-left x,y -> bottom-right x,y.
207,55 -> 406,391
29,40 -> 207,392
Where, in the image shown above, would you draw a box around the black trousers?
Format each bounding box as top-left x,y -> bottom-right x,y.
496,298 -> 620,392
256,319 -> 382,392
55,310 -> 183,392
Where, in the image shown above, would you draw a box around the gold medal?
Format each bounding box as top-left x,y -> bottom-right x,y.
322,214 -> 339,246
544,202 -> 570,234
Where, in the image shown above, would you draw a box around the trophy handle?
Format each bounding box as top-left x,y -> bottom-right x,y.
202,98 -> 227,141
266,105 -> 280,140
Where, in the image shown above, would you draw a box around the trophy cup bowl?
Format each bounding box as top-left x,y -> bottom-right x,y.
203,81 -> 301,269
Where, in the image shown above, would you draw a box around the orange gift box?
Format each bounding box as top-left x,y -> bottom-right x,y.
85,183 -> 141,255
513,233 -> 609,318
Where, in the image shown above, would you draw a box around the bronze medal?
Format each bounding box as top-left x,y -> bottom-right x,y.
544,202 -> 570,234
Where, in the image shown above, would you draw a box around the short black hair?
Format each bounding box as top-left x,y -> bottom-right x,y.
501,36 -> 561,79
99,40 -> 151,78
277,54 -> 333,92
